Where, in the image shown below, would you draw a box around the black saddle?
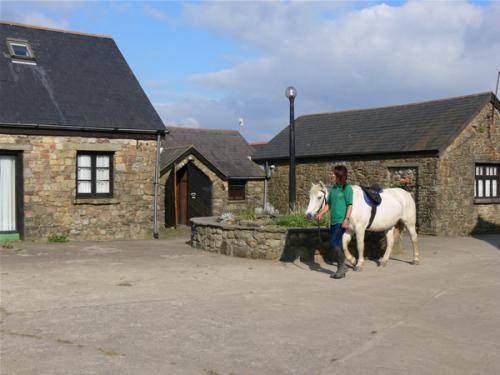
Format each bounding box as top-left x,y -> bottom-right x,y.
361,184 -> 383,229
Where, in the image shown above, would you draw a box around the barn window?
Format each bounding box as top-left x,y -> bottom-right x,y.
475,164 -> 498,199
76,152 -> 114,198
228,179 -> 246,201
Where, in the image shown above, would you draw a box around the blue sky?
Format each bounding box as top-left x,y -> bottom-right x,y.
1,1 -> 499,141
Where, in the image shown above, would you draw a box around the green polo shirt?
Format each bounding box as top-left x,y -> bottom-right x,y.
328,184 -> 353,225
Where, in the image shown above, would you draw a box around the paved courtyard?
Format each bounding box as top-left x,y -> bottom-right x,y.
1,234 -> 499,375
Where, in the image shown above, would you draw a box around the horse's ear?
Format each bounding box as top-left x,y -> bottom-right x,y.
319,180 -> 325,188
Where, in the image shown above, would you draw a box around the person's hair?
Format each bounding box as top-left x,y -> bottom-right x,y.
333,165 -> 348,191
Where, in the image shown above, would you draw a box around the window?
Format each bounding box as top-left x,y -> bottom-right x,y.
76,152 -> 113,198
475,164 -> 498,199
7,39 -> 35,60
228,179 -> 246,201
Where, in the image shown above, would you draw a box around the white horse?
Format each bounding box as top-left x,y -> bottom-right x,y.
305,182 -> 420,270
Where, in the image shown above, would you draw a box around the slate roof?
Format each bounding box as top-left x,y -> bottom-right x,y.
253,92 -> 496,161
0,22 -> 165,133
250,142 -> 268,153
161,127 -> 265,179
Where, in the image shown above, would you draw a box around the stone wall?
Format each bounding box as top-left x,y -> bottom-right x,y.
267,155 -> 439,234
191,217 -> 398,262
0,134 -> 159,240
161,154 -> 265,224
436,104 -> 500,235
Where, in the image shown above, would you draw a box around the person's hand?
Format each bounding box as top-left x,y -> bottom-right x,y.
315,213 -> 323,221
342,218 -> 349,229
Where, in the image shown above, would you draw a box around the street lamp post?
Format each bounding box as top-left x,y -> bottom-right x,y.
285,86 -> 297,211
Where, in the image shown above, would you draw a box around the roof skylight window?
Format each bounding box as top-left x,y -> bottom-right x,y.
6,39 -> 36,64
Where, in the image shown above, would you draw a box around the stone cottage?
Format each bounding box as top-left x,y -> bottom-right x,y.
253,92 -> 499,235
160,127 -> 266,226
0,22 -> 166,241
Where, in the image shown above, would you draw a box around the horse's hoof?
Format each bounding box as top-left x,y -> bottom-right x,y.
378,259 -> 387,267
354,265 -> 363,272
413,259 -> 420,266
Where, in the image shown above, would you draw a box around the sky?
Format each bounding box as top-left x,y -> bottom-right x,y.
1,0 -> 499,142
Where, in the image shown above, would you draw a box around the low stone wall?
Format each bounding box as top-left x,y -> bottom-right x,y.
191,217 -> 394,262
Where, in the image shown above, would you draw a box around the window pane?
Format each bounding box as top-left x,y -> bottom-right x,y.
77,181 -> 91,193
11,43 -> 29,57
485,179 -> 491,197
78,167 -> 91,180
96,168 -> 109,181
477,167 -> 483,175
492,180 -> 498,197
96,181 -> 110,193
78,155 -> 91,168
96,156 -> 110,168
474,180 -> 476,197
492,167 -> 497,176
478,180 -> 483,197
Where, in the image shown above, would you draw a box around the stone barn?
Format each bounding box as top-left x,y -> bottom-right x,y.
253,92 -> 499,235
0,22 -> 166,241
160,127 -> 266,226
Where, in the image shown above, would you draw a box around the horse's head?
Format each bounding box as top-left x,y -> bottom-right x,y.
305,181 -> 328,220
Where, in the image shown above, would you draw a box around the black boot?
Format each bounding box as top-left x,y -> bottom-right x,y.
330,246 -> 347,279
331,262 -> 348,279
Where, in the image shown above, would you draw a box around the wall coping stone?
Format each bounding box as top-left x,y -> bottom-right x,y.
190,217 -> 332,233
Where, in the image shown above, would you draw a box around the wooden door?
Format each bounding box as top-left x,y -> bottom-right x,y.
388,166 -> 419,229
187,163 -> 212,219
176,167 -> 189,225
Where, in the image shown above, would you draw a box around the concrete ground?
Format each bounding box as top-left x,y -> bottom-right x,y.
1,234 -> 499,375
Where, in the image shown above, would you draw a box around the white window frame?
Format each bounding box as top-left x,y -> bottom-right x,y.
474,163 -> 499,201
6,39 -> 35,61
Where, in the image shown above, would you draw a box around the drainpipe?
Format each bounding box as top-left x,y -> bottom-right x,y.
264,161 -> 269,211
153,132 -> 162,239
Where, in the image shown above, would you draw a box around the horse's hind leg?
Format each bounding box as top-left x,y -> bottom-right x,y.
342,229 -> 356,266
406,224 -> 420,265
354,228 -> 365,271
378,227 -> 395,267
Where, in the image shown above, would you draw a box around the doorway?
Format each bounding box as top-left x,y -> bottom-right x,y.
0,152 -> 23,240
165,162 -> 212,227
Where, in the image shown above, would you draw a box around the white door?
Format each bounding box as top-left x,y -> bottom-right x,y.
0,155 -> 16,232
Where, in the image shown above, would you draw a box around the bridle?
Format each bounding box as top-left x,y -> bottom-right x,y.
313,187 -> 328,216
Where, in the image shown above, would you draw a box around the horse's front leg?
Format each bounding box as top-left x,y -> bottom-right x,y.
354,227 -> 366,271
342,229 -> 356,266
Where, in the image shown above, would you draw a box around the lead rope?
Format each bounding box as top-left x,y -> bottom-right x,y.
316,191 -> 327,247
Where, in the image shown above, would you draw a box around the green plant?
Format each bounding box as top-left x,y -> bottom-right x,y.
48,234 -> 69,243
273,213 -> 329,228
237,207 -> 256,221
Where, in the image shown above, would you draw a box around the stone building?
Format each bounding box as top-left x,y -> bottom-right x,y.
0,22 -> 166,241
160,127 -> 266,226
253,92 -> 499,235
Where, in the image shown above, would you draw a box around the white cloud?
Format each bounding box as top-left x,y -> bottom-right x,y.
167,0 -> 500,141
21,12 -> 70,29
0,1 -> 83,29
143,4 -> 167,21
